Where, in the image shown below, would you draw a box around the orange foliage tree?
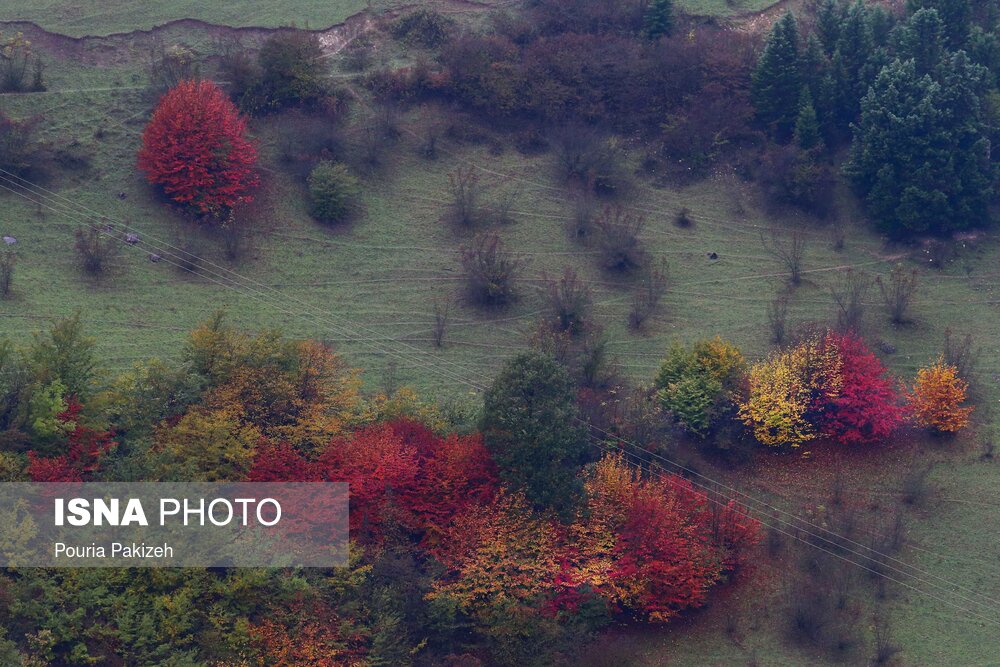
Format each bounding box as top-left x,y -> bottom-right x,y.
909,359 -> 974,433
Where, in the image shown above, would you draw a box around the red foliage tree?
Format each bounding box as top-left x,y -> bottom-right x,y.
397,424 -> 500,550
138,80 -> 259,216
26,452 -> 83,482
249,601 -> 367,666
27,397 -> 116,482
247,439 -> 320,481
317,423 -> 419,541
822,331 -> 905,445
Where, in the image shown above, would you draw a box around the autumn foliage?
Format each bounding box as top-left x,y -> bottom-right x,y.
138,80 -> 259,216
430,454 -> 759,624
909,359 -> 974,433
739,331 -> 905,448
27,397 -> 116,482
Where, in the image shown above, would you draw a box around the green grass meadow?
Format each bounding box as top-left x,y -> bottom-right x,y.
0,7 -> 998,666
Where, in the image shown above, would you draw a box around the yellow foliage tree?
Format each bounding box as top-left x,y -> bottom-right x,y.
909,359 -> 973,433
738,335 -> 842,447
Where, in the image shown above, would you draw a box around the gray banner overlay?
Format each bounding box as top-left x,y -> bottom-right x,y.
0,483 -> 349,567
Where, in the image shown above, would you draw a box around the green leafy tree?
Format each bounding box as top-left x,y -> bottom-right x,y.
254,30 -> 326,108
644,0 -> 674,39
29,313 -> 95,399
308,160 -> 361,224
481,352 -> 587,516
845,54 -> 994,236
751,12 -> 802,138
654,338 -> 745,439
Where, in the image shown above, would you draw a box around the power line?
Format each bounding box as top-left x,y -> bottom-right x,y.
2,169 -> 998,624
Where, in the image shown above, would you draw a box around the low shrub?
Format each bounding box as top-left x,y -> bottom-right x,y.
307,161 -> 360,224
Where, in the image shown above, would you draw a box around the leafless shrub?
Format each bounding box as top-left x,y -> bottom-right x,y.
216,35 -> 258,100
629,261 -> 668,330
447,166 -> 484,227
830,268 -> 872,332
901,463 -> 934,507
545,267 -> 592,336
595,206 -> 646,274
871,615 -> 902,666
923,239 -> 953,269
942,328 -> 980,391
432,299 -> 450,348
567,191 -> 598,243
490,184 -> 521,225
761,227 -> 807,286
579,332 -> 615,389
74,223 -> 123,278
876,265 -> 919,325
0,250 -> 14,298
830,218 -> 846,251
216,189 -> 274,262
980,441 -> 994,462
461,232 -> 521,307
358,121 -> 388,171
674,207 -> 694,228
374,102 -> 401,141
765,526 -> 785,557
419,123 -> 440,160
766,293 -> 789,345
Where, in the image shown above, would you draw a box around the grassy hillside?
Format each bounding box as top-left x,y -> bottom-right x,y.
0,15 -> 997,667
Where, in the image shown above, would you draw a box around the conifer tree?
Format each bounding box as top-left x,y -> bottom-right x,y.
794,86 -> 822,149
751,12 -> 802,138
644,0 -> 674,39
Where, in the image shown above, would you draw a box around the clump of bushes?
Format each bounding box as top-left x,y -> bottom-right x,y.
462,232 -> 521,307
757,145 -> 835,217
308,161 -> 360,224
391,10 -> 456,47
229,30 -> 328,114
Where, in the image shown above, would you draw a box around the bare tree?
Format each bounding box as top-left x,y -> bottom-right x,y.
766,293 -> 789,345
432,299 -> 450,348
629,261 -> 668,330
830,269 -> 872,332
876,265 -> 919,324
762,227 -> 808,286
